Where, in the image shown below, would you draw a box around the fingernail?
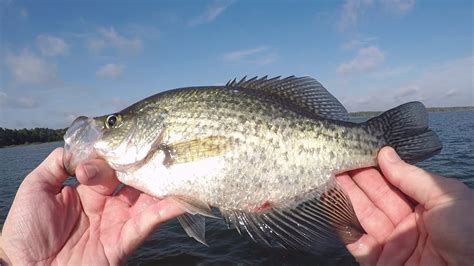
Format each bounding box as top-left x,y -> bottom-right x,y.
386,147 -> 401,163
158,207 -> 168,218
83,163 -> 98,179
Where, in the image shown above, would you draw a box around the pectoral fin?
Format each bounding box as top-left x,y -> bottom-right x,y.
161,136 -> 235,166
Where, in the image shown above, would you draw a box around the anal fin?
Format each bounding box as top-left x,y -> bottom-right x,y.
220,181 -> 365,253
177,214 -> 208,246
318,182 -> 365,244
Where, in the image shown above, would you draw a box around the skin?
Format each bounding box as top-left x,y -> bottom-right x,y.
338,147 -> 474,265
0,148 -> 184,265
1,147 -> 473,265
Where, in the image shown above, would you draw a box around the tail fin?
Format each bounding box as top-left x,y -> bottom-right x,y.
366,101 -> 442,164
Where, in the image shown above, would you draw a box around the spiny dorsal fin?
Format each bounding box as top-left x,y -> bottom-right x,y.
225,76 -> 349,121
219,181 -> 364,254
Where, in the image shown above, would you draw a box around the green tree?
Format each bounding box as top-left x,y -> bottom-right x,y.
0,127 -> 67,148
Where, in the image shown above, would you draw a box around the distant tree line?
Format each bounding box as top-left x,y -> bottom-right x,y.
0,127 -> 67,148
349,106 -> 474,117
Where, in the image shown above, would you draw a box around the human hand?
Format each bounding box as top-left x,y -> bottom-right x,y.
1,148 -> 184,265
337,146 -> 474,265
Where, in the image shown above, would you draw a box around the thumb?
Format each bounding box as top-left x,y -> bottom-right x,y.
378,146 -> 458,209
76,159 -> 120,196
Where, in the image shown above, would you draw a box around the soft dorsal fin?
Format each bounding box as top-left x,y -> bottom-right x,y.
226,76 -> 349,121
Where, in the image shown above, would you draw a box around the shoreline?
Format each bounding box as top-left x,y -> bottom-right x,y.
1,108 -> 472,148
349,107 -> 474,117
0,141 -> 63,149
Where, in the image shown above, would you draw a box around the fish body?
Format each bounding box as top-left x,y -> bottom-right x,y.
63,76 -> 442,252
114,86 -> 380,210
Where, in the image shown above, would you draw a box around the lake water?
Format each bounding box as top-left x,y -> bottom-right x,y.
1,112 -> 473,265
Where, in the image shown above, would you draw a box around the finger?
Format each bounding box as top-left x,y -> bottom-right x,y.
350,167 -> 413,226
405,206 -> 426,266
75,159 -> 120,196
337,173 -> 394,243
25,148 -> 68,192
346,234 -> 381,266
378,147 -> 464,209
120,197 -> 184,254
376,213 -> 419,266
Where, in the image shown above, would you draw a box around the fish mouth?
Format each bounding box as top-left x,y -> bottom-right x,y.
63,116 -> 103,176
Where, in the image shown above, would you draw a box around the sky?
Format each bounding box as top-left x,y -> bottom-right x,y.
0,0 -> 472,129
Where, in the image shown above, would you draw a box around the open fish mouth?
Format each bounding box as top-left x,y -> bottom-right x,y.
63,116 -> 103,176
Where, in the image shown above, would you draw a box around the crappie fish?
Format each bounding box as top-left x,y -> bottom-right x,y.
63,76 -> 442,253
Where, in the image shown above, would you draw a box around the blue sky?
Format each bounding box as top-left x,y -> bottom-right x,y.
1,0 -> 472,129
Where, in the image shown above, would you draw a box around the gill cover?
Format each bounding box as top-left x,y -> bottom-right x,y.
93,112 -> 166,171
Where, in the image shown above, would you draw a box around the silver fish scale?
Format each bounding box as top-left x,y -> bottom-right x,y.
126,87 -> 385,211
64,77 -> 442,251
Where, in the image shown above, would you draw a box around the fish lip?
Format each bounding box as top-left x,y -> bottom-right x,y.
63,116 -> 102,176
63,148 -> 77,176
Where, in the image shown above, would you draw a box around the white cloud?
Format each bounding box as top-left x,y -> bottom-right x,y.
0,92 -> 7,109
110,97 -> 129,110
96,63 -> 124,79
88,39 -> 105,52
368,65 -> 414,78
223,46 -> 267,61
188,0 -> 233,26
63,111 -> 80,125
36,35 -> 69,56
394,84 -> 420,100
337,46 -> 385,75
0,92 -> 39,109
339,0 -> 415,32
339,0 -> 374,32
222,46 -> 277,66
6,50 -> 57,85
20,8 -> 28,19
124,24 -> 160,40
88,27 -> 143,55
341,56 -> 473,111
14,96 -> 39,109
381,0 -> 415,14
341,36 -> 378,50
413,56 -> 473,107
252,54 -> 278,66
444,89 -> 457,98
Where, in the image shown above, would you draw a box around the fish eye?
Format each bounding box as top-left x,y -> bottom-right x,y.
105,114 -> 120,128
